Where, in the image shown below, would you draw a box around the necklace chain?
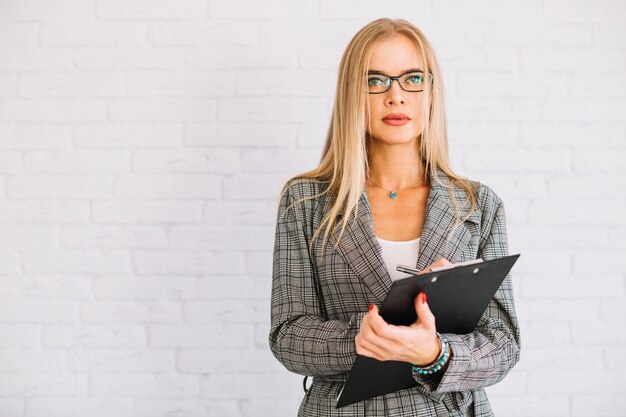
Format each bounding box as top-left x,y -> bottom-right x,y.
366,177 -> 424,200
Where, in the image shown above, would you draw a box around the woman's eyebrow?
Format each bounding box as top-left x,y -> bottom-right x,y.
367,68 -> 423,74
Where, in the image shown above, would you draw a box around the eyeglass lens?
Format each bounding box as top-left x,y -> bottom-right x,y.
367,72 -> 429,93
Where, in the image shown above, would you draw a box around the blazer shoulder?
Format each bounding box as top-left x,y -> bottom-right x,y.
275,177 -> 330,224
443,174 -> 501,214
473,180 -> 505,220
280,176 -> 329,201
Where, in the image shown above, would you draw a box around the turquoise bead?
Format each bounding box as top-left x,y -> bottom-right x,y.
389,191 -> 397,199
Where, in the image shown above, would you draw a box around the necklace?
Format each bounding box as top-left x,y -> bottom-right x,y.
367,177 -> 424,199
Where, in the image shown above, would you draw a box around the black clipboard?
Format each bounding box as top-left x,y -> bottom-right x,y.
336,253 -> 520,408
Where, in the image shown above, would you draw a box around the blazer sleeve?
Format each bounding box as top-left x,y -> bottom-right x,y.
268,183 -> 367,377
411,194 -> 522,393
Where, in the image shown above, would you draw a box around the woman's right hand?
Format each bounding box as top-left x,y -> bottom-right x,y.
418,257 -> 451,274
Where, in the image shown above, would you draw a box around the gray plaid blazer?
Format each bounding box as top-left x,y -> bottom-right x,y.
269,169 -> 521,417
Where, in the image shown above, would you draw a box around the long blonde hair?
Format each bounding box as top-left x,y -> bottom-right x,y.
277,17 -> 478,261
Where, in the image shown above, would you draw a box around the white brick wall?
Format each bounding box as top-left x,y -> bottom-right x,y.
0,0 -> 624,416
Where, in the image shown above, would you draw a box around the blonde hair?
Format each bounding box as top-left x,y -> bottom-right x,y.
277,17 -> 478,261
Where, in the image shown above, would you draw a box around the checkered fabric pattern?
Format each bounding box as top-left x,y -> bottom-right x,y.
269,169 -> 521,417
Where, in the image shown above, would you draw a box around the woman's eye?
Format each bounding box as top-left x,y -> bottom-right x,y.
368,77 -> 384,86
406,75 -> 423,85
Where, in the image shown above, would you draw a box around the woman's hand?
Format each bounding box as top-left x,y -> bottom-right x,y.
355,293 -> 440,366
354,258 -> 451,365
419,257 -> 452,274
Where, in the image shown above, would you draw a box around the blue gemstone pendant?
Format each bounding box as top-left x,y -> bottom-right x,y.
389,191 -> 397,199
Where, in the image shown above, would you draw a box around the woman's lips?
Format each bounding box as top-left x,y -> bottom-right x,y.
383,113 -> 410,126
383,118 -> 410,126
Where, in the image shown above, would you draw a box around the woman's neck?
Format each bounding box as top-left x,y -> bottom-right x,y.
366,140 -> 425,190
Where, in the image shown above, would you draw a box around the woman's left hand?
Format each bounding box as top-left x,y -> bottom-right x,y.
355,292 -> 440,366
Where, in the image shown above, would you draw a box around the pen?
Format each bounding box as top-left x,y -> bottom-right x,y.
396,258 -> 484,275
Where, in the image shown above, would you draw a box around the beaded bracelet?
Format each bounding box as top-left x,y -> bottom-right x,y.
411,332 -> 450,375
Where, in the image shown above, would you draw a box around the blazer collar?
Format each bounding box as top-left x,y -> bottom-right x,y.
331,169 -> 480,303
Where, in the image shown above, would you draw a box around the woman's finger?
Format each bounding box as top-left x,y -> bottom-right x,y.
419,257 -> 451,274
366,304 -> 392,338
434,257 -> 451,267
361,310 -> 396,349
414,292 -> 436,330
365,306 -> 420,351
356,330 -> 393,360
355,342 -> 383,361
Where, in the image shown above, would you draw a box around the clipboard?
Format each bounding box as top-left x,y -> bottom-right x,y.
336,253 -> 520,409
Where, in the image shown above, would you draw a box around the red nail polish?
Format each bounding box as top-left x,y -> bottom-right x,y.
369,304 -> 374,311
422,293 -> 427,303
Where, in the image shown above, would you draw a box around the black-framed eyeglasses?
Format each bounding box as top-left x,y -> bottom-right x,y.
366,70 -> 433,94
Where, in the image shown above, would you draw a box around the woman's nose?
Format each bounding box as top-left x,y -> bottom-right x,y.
386,81 -> 405,104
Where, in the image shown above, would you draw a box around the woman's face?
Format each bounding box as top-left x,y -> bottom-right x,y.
366,34 -> 426,147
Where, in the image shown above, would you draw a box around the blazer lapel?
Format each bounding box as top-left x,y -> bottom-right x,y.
332,170 -> 480,304
415,174 -> 480,271
330,187 -> 392,303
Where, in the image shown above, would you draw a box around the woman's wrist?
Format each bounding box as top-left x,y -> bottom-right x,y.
412,333 -> 441,366
412,332 -> 450,375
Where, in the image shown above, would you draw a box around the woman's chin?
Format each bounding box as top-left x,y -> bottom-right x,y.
370,135 -> 417,146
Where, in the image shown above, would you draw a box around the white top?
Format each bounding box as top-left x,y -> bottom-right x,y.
375,235 -> 420,282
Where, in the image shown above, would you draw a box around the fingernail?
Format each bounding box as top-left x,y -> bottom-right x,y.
369,304 -> 374,311
421,293 -> 427,304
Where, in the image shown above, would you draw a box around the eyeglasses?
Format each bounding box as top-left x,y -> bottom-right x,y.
366,70 -> 433,94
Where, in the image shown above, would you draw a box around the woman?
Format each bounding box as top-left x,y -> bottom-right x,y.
269,17 -> 521,417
